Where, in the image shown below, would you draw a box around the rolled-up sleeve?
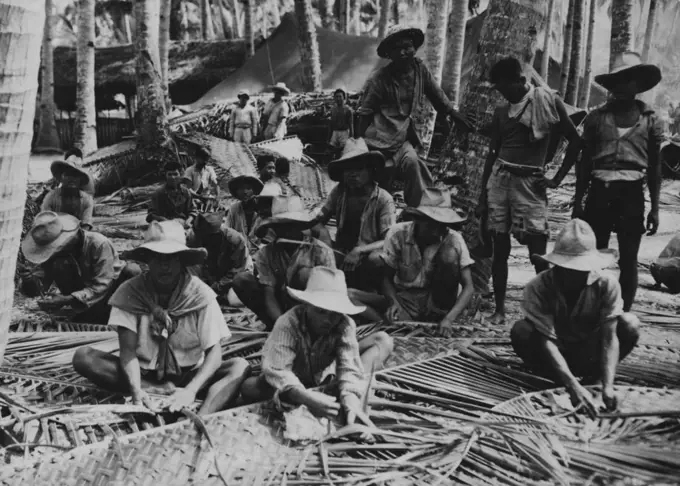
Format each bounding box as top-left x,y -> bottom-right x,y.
80,193 -> 94,226
317,184 -> 340,223
377,193 -> 396,238
381,226 -> 402,269
599,275 -> 624,324
71,240 -> 118,308
422,64 -> 453,114
255,246 -> 277,287
197,298 -> 231,349
219,231 -> 249,280
335,318 -> 366,401
521,276 -> 557,340
356,77 -> 383,117
261,312 -> 306,404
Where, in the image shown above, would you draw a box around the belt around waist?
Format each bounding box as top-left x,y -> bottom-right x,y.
592,178 -> 644,188
235,124 -> 252,128
497,161 -> 544,177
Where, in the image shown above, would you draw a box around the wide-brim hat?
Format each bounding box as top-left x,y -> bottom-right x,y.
237,89 -> 250,99
22,212 -> 80,264
328,138 -> 385,182
402,188 -> 468,225
287,266 -> 366,315
269,82 -> 291,95
533,219 -> 617,271
594,51 -> 662,94
377,25 -> 425,58
50,160 -> 90,186
228,175 -> 264,196
127,220 -> 207,265
194,212 -> 223,236
255,195 -> 315,238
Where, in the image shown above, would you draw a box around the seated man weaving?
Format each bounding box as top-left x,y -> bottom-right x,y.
73,221 -> 251,415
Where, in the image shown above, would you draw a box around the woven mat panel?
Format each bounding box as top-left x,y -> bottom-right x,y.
83,140 -> 137,167
384,337 -> 464,369
250,136 -> 304,162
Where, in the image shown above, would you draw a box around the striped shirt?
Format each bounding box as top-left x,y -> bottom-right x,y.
41,188 -> 94,226
262,305 -> 366,407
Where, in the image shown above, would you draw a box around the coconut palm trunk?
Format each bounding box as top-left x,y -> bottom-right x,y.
270,0 -> 281,26
578,0 -> 596,108
0,0 -> 44,362
540,0 -> 556,80
339,0 -> 350,34
565,0 -> 585,105
160,0 -> 172,109
610,0 -> 634,68
74,0 -> 97,155
232,0 -> 243,38
245,0 -> 255,57
442,0 -> 467,107
641,0 -> 657,62
351,0 -> 361,34
559,0 -> 575,97
201,0 -> 215,39
34,0 -> 62,153
391,0 -> 398,24
436,0 -> 544,292
294,0 -> 321,91
378,0 -> 390,38
319,0 -> 332,29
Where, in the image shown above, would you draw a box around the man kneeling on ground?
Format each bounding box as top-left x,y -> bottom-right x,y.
511,219 -> 640,416
73,221 -> 251,415
351,189 -> 474,334
241,266 -> 393,423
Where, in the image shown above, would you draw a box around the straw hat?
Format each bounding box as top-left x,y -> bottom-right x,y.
402,188 -> 467,225
127,220 -> 207,265
22,212 -> 80,264
194,212 -> 223,237
328,138 -> 385,182
255,196 -> 315,237
227,175 -> 264,196
334,87 -> 348,97
287,266 -> 366,315
269,82 -> 291,95
50,160 -> 90,186
534,219 -> 617,271
595,52 -> 662,94
237,89 -> 250,99
377,25 -> 425,58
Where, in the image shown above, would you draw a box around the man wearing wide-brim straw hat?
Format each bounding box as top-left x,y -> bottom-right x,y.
73,220 -> 251,415
511,219 -> 641,418
312,138 -> 395,291
240,266 -> 393,422
261,82 -> 291,141
350,188 -> 475,336
232,195 -> 337,329
574,51 -> 664,313
225,174 -> 267,252
41,159 -> 95,228
355,24 -> 474,208
228,89 -> 259,144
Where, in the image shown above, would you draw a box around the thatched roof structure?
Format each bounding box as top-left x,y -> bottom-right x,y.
53,39 -> 252,111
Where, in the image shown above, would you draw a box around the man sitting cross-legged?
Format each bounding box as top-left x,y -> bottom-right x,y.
351,189 -> 474,335
240,266 -> 393,424
313,138 -> 395,290
42,159 -> 95,228
73,221 -> 251,415
511,219 -> 640,417
147,161 -> 196,229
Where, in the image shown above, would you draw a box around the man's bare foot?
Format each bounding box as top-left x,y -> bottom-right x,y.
487,312 -> 506,325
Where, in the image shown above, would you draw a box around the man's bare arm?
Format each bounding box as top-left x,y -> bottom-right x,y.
118,328 -> 143,399
550,98 -> 583,186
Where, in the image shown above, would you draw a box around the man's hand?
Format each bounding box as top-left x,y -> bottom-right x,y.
448,108 -> 475,132
437,318 -> 455,337
567,383 -> 598,418
602,385 -> 618,412
386,302 -> 409,323
131,389 -> 156,409
162,387 -> 197,413
475,193 -> 488,219
646,209 -> 659,236
571,201 -> 585,220
342,394 -> 374,442
303,390 -> 341,419
342,248 -> 362,272
536,176 -> 560,190
37,295 -> 74,311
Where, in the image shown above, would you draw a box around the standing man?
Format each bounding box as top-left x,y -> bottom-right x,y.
328,87 -> 354,153
147,161 -> 196,228
477,57 -> 582,325
183,145 -> 220,201
42,160 -> 95,228
262,82 -> 291,141
511,219 -> 640,416
313,138 -> 395,290
229,90 -> 259,143
574,52 -> 664,312
356,25 -> 473,207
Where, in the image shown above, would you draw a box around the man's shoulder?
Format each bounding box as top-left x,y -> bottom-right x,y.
525,268 -> 555,295
386,221 -> 411,239
222,226 -> 247,245
444,228 -> 468,248
272,305 -> 305,332
83,230 -> 115,250
375,186 -> 395,203
590,270 -> 620,292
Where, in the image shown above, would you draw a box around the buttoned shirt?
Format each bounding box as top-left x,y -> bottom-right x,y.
225,201 -> 262,252
41,188 -> 94,226
263,99 -> 290,134
382,222 -> 473,291
318,183 -> 395,249
184,164 -> 218,194
229,104 -> 259,131
147,185 -> 195,223
522,268 -> 624,344
191,227 -> 251,284
330,105 -> 353,132
262,305 -> 366,405
357,58 -> 454,151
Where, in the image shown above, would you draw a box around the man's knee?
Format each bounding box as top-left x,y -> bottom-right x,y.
224,357 -> 251,376
492,233 -> 512,261
240,375 -> 274,403
366,250 -> 384,269
371,331 -> 394,357
510,320 -> 535,348
233,271 -> 257,293
72,346 -> 96,373
120,262 -> 142,280
617,312 -> 641,346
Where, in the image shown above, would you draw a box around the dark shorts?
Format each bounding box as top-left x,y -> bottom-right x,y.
584,179 -> 646,239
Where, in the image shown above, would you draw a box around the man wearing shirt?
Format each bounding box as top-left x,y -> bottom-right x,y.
228,90 -> 259,143
183,146 -> 220,200
42,160 -> 95,228
262,82 -> 291,141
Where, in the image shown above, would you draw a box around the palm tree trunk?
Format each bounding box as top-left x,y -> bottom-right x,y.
378,0 -> 390,38
442,0 -> 467,107
34,0 -> 62,153
0,0 -> 44,362
436,0 -> 544,293
219,0 -> 234,38
540,0 -> 555,80
244,0 -> 254,57
391,0 -> 398,24
351,0 -> 361,34
578,0 -> 595,108
201,0 -> 215,39
319,0 -> 331,29
339,0 -> 350,34
124,13 -> 133,42
160,0 -> 172,109
294,0 -> 321,91
270,0 -> 281,26
232,0 -> 243,38
212,0 -> 225,39
641,0 -> 657,62
261,4 -> 268,37
610,0 -> 633,69
565,0 -> 584,105
74,0 -> 97,155
559,0 -> 575,97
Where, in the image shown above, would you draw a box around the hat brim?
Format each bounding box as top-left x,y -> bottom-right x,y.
50,161 -> 90,186
269,85 -> 291,95
594,64 -> 662,94
21,218 -> 80,265
287,288 -> 366,315
228,175 -> 265,196
403,206 -> 468,225
126,241 -> 207,265
533,249 -> 617,271
237,93 -> 250,99
254,212 -> 316,238
377,28 -> 425,58
328,152 -> 385,182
